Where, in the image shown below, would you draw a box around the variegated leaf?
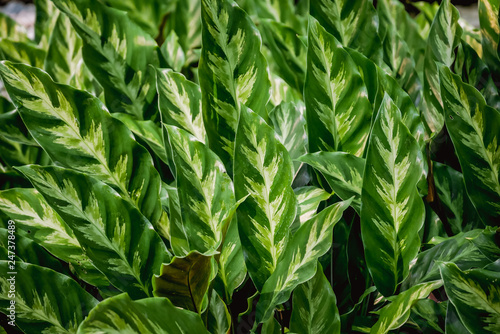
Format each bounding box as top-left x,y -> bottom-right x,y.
292,186 -> 331,232
0,261 -> 98,334
156,68 -> 206,142
199,0 -> 271,172
51,0 -> 160,119
207,292 -> 231,334
0,61 -> 162,224
0,39 -> 46,68
17,165 -> 171,299
298,152 -> 364,213
160,31 -> 186,72
269,101 -> 307,175
162,182 -> 190,255
0,188 -> 107,287
255,199 -> 352,325
165,0 -> 202,57
440,66 -> 500,225
153,252 -> 213,313
290,263 -> 341,334
370,281 -> 443,333
165,125 -> 235,254
0,12 -> 29,42
421,0 -> 462,135
77,293 -> 210,334
361,94 -> 425,296
440,262 -> 500,334
234,106 -> 297,290
479,0 -> 500,74
305,19 -> 372,156
34,0 -> 59,49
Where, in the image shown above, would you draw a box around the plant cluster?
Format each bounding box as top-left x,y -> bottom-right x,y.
0,0 -> 499,333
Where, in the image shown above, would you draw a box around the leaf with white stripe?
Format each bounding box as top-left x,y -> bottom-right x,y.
0,61 -> 162,224
440,262 -> 500,334
0,39 -> 46,68
0,188 -> 108,287
17,165 -> 171,299
421,0 -> 462,135
234,106 -> 297,290
165,125 -> 235,254
156,68 -> 206,143
305,19 -> 372,156
34,0 -> 59,49
0,12 -> 29,42
269,101 -> 307,175
479,0 -> 500,74
77,293 -> 210,334
199,0 -> 271,172
207,292 -> 231,334
0,261 -> 98,334
298,152 -> 364,214
51,0 -> 160,119
290,263 -> 341,334
370,281 -> 443,334
292,186 -> 331,232
440,66 -> 500,225
254,199 -> 352,325
361,94 -> 425,296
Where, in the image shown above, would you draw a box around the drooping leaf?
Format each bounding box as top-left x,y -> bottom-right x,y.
255,199 -> 352,324
440,262 -> 500,334
361,94 -> 425,296
0,261 -> 98,334
207,292 -> 231,334
77,293 -> 210,334
165,125 -> 235,254
0,188 -> 107,286
153,252 -> 213,313
156,68 -> 206,143
199,0 -> 271,172
269,101 -> 307,174
52,0 -> 160,119
298,152 -> 364,213
440,66 -> 500,225
234,106 -> 297,290
305,19 -> 372,156
421,0 -> 463,135
290,263 -> 341,334
479,0 -> 500,74
17,165 -> 171,299
0,61 -> 162,224
370,281 -> 443,334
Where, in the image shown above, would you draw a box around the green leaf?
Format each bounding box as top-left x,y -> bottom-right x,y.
160,31 -> 186,72
0,188 -> 107,286
305,19 -> 372,156
310,0 -> 382,61
269,101 -> 307,175
77,293 -> 210,334
165,0 -> 202,55
0,61 -> 162,224
0,39 -> 46,68
479,0 -> 500,74
34,0 -> 59,49
446,302 -> 471,334
440,66 -> 500,225
370,281 -> 442,334
440,262 -> 500,334
0,109 -> 36,146
156,68 -> 206,143
361,94 -> 425,296
292,186 -> 331,232
17,165 -> 171,299
421,0 -> 462,135
255,199 -> 352,324
290,263 -> 341,334
207,292 -> 231,334
234,106 -> 297,290
51,0 -> 160,119
0,261 -> 98,334
298,152 -> 364,213
259,19 -> 306,92
0,12 -> 29,42
406,228 -> 500,287
262,315 -> 281,334
165,125 -> 235,254
153,252 -> 213,313
199,0 -> 271,172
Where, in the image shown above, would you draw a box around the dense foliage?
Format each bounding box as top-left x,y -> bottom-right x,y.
0,0 -> 499,333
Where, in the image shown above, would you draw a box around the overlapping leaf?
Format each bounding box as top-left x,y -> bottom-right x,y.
199,0 -> 270,172
0,39 -> 46,67
17,165 -> 171,299
0,261 -> 98,334
0,61 -> 162,224
234,106 -> 297,290
305,19 -> 372,156
479,0 -> 500,74
292,186 -> 331,232
440,66 -> 500,225
361,94 -> 425,296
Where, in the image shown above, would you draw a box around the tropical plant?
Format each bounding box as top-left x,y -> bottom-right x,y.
0,0 -> 499,333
